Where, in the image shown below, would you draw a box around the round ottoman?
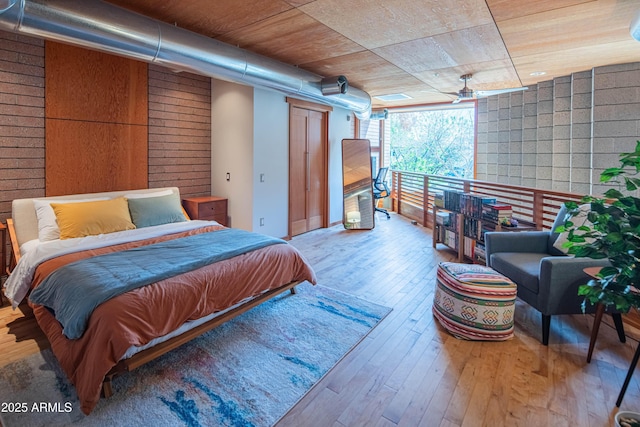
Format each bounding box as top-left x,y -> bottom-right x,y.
433,262 -> 517,341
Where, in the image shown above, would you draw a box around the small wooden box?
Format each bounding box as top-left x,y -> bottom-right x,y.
182,196 -> 228,226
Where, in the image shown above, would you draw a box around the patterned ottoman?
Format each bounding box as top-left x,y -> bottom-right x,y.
433,262 -> 517,341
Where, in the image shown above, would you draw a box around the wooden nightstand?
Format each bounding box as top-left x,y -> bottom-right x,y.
182,196 -> 228,226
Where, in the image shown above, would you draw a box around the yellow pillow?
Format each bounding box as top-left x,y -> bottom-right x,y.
51,197 -> 136,239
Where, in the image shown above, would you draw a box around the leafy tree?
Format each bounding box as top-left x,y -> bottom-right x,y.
389,109 -> 474,177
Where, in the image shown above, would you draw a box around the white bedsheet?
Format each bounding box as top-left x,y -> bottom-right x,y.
4,220 -> 219,308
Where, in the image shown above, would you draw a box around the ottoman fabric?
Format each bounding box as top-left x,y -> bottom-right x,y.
433,262 -> 517,341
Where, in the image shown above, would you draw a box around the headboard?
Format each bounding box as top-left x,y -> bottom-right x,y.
11,187 -> 181,251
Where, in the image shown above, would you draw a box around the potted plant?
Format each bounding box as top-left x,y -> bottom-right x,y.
558,140 -> 640,312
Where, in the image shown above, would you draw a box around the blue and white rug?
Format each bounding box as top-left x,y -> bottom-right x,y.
0,283 -> 390,427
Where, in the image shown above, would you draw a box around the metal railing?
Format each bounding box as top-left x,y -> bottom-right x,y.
390,170 -> 585,230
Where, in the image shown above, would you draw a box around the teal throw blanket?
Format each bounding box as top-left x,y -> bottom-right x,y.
29,228 -> 286,339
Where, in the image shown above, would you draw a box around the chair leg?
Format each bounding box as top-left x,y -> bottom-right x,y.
375,207 -> 390,219
542,314 -> 551,346
612,313 -> 626,343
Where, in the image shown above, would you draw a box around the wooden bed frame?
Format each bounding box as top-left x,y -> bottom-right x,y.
5,187 -> 301,400
102,280 -> 298,397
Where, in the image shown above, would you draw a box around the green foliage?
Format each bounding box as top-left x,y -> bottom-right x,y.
389,109 -> 474,177
560,140 -> 640,312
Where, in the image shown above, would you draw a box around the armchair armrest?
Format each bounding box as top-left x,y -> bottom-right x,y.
538,256 -> 610,315
485,231 -> 550,256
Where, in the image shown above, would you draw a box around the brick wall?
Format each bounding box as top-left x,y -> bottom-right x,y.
148,65 -> 211,198
0,32 -> 45,223
477,61 -> 640,196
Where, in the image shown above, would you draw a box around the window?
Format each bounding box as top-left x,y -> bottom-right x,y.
387,105 -> 475,178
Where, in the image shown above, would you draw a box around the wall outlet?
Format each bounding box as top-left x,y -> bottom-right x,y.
259,218 -> 264,226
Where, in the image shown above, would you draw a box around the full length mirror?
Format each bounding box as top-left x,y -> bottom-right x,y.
342,138 -> 374,230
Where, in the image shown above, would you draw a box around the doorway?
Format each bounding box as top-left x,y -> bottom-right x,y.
288,99 -> 330,236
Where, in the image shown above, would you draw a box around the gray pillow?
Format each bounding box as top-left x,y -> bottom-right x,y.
127,193 -> 187,228
548,204 -> 568,256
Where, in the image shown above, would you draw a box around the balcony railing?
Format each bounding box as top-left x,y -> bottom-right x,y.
390,170 -> 585,230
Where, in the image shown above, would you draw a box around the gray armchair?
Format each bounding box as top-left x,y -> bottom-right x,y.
484,209 -> 626,345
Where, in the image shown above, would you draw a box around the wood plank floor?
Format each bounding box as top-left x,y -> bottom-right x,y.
277,213 -> 640,427
0,213 -> 638,426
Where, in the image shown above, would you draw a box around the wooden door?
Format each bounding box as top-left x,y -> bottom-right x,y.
289,106 -> 327,236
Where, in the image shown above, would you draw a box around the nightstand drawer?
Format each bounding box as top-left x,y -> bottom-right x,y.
198,200 -> 226,218
182,196 -> 228,226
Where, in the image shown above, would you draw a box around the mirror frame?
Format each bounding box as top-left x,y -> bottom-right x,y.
341,138 -> 375,230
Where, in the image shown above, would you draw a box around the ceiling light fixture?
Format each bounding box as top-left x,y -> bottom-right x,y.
530,71 -> 546,76
374,93 -> 413,101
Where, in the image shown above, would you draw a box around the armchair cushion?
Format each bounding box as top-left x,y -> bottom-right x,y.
489,252 -> 547,294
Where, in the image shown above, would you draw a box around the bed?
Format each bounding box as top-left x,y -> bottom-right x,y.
3,187 -> 317,415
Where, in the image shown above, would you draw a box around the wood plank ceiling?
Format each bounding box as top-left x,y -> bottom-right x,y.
106,0 -> 640,109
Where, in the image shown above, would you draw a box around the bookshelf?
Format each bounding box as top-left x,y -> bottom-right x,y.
432,191 -> 536,263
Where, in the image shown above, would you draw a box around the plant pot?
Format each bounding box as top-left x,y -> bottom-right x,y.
615,411 -> 640,427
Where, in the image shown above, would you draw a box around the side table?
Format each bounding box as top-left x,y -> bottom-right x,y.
583,266 -> 638,407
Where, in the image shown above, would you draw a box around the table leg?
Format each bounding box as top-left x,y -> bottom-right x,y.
587,303 -> 605,363
617,339 -> 640,407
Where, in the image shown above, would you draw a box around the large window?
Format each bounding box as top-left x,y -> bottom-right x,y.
388,106 -> 475,178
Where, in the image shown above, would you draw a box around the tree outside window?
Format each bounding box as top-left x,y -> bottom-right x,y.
389,107 -> 475,178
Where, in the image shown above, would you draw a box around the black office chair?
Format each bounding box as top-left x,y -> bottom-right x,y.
373,167 -> 391,219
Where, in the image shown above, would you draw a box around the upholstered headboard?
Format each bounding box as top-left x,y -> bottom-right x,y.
11,187 -> 181,250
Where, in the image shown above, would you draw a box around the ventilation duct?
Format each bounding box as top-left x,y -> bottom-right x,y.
321,75 -> 348,95
369,108 -> 389,120
631,10 -> 640,42
0,0 -> 372,119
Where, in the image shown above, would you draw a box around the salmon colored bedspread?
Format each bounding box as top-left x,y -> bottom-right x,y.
28,226 -> 317,414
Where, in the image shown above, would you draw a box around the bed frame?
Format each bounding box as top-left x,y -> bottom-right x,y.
6,187 -> 299,399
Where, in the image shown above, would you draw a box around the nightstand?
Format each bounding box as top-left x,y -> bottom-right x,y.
182,196 -> 228,226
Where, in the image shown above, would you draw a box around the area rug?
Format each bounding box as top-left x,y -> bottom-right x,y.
0,283 -> 391,427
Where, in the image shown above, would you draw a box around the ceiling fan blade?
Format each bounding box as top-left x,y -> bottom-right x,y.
476,87 -> 528,98
451,97 -> 462,104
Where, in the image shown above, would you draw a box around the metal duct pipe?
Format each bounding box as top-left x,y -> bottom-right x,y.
0,0 -> 372,118
369,108 -> 389,120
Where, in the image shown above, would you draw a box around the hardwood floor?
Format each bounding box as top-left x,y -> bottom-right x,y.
278,214 -> 640,427
0,213 -> 638,426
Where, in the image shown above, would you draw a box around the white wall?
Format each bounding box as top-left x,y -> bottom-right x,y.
211,80 -> 254,230
253,88 -> 289,237
211,78 -> 355,235
328,109 -> 353,224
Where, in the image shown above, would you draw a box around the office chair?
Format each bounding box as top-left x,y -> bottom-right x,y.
373,167 -> 391,219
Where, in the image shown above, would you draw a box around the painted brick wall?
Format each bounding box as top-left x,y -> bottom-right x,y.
0,32 -> 45,223
477,61 -> 640,196
148,65 -> 211,198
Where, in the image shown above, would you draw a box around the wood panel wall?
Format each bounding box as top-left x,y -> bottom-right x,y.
45,42 -> 148,196
148,64 -> 211,198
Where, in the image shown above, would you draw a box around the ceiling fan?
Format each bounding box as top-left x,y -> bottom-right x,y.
446,74 -> 528,104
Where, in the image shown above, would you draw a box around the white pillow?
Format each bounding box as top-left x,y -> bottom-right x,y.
19,239 -> 41,257
125,189 -> 174,199
34,197 -> 108,242
553,204 -> 594,254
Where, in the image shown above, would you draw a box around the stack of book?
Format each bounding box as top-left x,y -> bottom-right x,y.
460,194 -> 497,218
482,203 -> 512,222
